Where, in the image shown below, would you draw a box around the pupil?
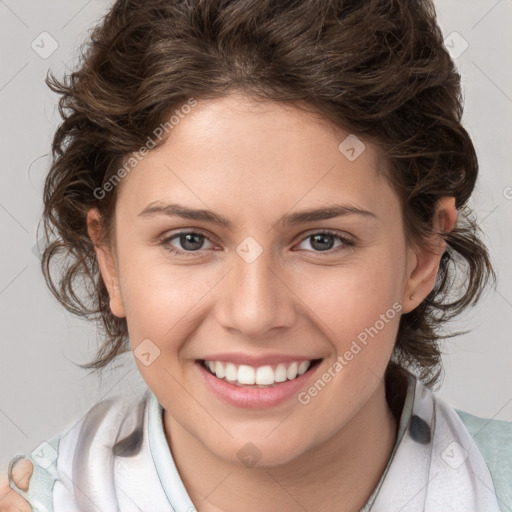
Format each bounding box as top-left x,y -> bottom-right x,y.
178,234 -> 335,252
181,233 -> 203,251
311,234 -> 334,251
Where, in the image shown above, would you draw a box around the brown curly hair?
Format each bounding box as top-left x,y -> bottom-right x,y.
40,0 -> 495,387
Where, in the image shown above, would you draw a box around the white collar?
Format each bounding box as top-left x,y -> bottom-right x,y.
365,371 -> 501,511
147,371 -> 501,512
9,370 -> 501,511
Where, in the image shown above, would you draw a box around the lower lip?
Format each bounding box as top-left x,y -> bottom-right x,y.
195,360 -> 321,409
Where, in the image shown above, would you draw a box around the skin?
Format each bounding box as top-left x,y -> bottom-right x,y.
0,93 -> 457,512
0,459 -> 31,512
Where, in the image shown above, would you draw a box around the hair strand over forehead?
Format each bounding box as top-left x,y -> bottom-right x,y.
40,0 -> 495,387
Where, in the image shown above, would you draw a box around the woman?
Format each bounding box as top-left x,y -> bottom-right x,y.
2,0 -> 511,510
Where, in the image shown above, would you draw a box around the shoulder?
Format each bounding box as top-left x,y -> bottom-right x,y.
53,388 -> 151,467
455,408 -> 512,511
455,408 -> 512,457
7,390 -> 152,511
455,408 -> 512,455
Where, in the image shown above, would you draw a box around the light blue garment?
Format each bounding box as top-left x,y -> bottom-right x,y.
8,371 -> 512,511
454,410 -> 512,512
360,374 -> 511,512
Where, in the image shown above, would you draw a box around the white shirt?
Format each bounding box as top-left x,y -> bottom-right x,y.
8,370 -> 502,512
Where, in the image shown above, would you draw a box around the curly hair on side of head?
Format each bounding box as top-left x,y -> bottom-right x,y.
40,0 -> 495,387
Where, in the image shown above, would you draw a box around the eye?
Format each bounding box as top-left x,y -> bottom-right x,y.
160,229 -> 355,258
161,231 -> 215,257
293,230 -> 355,255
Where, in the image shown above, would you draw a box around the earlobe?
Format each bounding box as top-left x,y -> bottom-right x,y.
86,209 -> 126,318
401,196 -> 457,314
401,246 -> 440,314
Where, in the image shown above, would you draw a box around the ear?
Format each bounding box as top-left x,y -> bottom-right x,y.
87,208 -> 126,318
401,197 -> 458,314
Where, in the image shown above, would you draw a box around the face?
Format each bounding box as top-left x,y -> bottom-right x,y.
90,93 -> 447,467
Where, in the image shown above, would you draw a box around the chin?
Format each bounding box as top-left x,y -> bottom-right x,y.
209,433 -> 313,469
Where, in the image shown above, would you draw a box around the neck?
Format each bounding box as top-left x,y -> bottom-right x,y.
164,378 -> 400,512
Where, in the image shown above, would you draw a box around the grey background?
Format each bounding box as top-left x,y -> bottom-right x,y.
1,0 -> 511,469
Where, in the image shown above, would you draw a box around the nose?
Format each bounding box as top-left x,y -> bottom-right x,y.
215,246 -> 297,339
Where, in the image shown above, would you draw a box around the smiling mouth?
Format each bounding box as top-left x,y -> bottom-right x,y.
199,358 -> 323,388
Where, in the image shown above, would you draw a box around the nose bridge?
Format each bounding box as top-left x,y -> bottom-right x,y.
217,238 -> 295,336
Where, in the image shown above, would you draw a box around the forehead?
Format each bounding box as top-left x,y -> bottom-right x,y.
115,94 -> 397,224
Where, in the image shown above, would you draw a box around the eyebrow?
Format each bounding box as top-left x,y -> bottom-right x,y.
138,202 -> 378,230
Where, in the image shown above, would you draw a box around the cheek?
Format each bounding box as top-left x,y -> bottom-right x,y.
290,254 -> 405,424
116,228 -> 407,356
296,247 -> 406,339
116,247 -> 219,344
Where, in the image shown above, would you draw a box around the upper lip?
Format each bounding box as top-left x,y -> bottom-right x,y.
198,353 -> 321,367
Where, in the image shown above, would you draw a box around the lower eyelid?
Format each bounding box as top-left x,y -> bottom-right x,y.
162,232 -> 214,252
161,231 -> 354,255
294,234 -> 354,252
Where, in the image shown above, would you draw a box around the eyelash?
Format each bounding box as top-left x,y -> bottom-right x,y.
160,229 -> 355,258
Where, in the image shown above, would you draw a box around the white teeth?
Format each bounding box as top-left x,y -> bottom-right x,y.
274,364 -> 288,383
298,361 -> 310,375
215,361 -> 225,379
203,359 -> 313,386
238,365 -> 255,385
255,365 -> 274,385
225,362 -> 237,382
287,362 -> 298,380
